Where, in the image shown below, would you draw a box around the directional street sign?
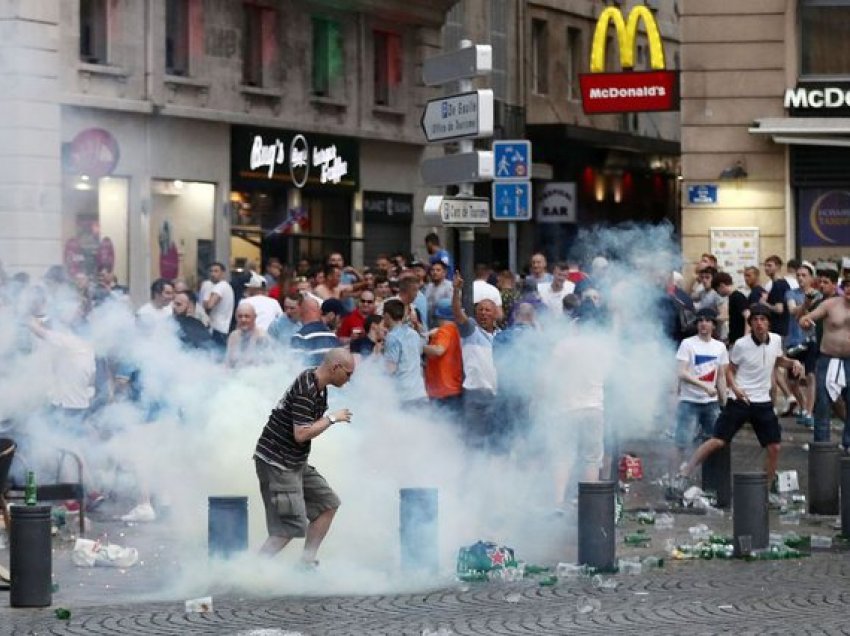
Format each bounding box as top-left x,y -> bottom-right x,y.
493,140 -> 532,180
492,182 -> 532,221
422,44 -> 492,86
420,90 -> 494,143
688,184 -> 718,205
420,151 -> 494,187
438,197 -> 490,225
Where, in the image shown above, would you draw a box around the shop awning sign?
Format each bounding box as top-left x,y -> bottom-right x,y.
579,6 -> 678,114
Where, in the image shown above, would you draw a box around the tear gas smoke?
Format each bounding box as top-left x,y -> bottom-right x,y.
0,222 -> 682,599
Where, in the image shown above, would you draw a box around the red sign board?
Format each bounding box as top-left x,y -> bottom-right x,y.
67,128 -> 120,178
579,70 -> 678,114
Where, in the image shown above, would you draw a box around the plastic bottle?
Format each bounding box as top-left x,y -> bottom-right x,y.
24,471 -> 37,506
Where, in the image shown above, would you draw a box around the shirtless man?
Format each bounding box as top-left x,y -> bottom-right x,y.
800,281 -> 850,449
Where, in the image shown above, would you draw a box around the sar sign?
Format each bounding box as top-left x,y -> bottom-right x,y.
579,6 -> 678,114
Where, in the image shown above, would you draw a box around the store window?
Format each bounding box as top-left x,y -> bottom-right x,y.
80,0 -> 108,64
63,175 -> 130,286
801,0 -> 850,76
242,3 -> 277,87
373,30 -> 402,107
566,26 -> 582,100
312,17 -> 344,98
531,19 -> 548,95
150,180 -> 216,287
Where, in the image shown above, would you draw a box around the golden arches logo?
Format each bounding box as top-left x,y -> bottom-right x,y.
590,6 -> 665,73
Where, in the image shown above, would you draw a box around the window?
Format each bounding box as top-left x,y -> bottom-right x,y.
373,30 -> 402,107
312,17 -> 344,98
531,19 -> 548,95
166,0 -> 190,76
801,1 -> 850,75
80,0 -> 107,63
242,3 -> 277,87
566,26 -> 582,100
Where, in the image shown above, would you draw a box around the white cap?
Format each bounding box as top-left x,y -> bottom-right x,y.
245,273 -> 266,289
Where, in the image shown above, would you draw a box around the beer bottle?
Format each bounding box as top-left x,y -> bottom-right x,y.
24,471 -> 37,505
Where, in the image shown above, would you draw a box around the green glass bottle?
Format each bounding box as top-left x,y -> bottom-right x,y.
24,471 -> 37,505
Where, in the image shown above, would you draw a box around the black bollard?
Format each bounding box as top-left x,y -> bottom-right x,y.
809,442 -> 840,515
10,504 -> 52,607
733,472 -> 768,557
399,488 -> 438,573
577,481 -> 616,571
702,442 -> 731,508
208,496 -> 248,558
842,458 -> 850,537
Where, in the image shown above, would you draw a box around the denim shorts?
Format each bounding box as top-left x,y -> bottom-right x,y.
675,400 -> 721,450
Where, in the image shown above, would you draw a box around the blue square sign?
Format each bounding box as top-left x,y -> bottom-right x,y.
492,182 -> 532,221
493,140 -> 531,181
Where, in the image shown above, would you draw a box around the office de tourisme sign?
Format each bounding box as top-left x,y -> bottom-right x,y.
579,6 -> 679,114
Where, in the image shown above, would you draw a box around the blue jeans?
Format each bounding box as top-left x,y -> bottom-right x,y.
814,354 -> 850,448
675,400 -> 721,450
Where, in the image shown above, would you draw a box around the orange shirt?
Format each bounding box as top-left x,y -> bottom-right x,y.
425,322 -> 463,399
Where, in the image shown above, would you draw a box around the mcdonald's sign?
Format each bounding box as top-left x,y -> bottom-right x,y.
579,6 -> 679,114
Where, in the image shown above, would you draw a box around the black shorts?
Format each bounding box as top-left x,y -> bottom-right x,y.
787,344 -> 818,376
713,400 -> 781,447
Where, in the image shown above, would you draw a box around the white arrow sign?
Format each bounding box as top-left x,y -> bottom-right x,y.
420,151 -> 494,187
423,44 -> 492,86
420,90 -> 494,143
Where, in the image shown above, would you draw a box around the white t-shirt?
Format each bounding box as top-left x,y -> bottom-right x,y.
537,281 -> 576,313
729,333 -> 782,404
459,319 -> 498,393
243,295 -> 283,332
136,302 -> 173,322
42,330 -> 95,409
676,335 -> 729,404
206,280 -> 234,334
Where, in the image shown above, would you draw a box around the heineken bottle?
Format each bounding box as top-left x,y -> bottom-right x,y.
24,471 -> 37,506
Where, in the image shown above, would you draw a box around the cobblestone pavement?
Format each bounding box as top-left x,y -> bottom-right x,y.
2,422 -> 850,635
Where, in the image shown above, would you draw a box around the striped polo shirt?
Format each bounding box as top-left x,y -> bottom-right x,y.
254,369 -> 327,470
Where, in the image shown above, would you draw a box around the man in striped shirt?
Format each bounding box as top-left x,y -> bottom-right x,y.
254,348 -> 354,565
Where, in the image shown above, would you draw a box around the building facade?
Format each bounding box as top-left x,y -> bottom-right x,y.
680,0 -> 850,283
1,0 -> 454,303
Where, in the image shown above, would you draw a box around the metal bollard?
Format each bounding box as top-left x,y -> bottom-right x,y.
399,488 -> 438,574
577,481 -> 616,571
702,442 -> 731,508
809,442 -> 840,515
841,458 -> 850,537
10,505 -> 52,607
208,496 -> 248,558
733,472 -> 768,557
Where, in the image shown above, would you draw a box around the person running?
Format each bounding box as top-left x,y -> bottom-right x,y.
678,305 -> 804,486
254,348 -> 354,566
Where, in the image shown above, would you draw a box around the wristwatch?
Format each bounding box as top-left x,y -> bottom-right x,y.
327,414 -> 337,424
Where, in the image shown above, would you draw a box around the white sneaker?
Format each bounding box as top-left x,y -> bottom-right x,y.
121,503 -> 156,523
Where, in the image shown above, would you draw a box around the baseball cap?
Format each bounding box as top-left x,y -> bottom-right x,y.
245,273 -> 266,289
433,298 -> 454,321
695,307 -> 717,322
321,298 -> 349,316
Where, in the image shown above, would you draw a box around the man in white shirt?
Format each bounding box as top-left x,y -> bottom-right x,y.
202,261 -> 235,347
673,308 -> 728,471
537,262 -> 576,315
679,304 -> 803,485
242,272 -> 283,332
136,278 -> 174,323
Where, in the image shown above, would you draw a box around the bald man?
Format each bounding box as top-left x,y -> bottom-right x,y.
254,348 -> 354,565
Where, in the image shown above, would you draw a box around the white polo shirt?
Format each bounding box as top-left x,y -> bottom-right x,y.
729,333 -> 782,404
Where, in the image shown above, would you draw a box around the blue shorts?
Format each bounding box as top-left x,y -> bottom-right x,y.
675,401 -> 720,450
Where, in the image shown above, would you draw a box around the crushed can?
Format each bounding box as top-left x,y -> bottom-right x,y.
618,454 -> 644,481
456,541 -> 516,581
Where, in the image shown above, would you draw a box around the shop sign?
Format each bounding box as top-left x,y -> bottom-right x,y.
233,126 -> 358,188
363,191 -> 413,222
536,182 -> 576,224
64,128 -> 120,177
784,82 -> 850,117
579,6 -> 678,114
799,189 -> 850,246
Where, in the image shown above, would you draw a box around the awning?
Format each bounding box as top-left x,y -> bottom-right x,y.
749,118 -> 850,147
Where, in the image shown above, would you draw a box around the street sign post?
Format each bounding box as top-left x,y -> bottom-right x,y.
420,90 -> 494,143
423,196 -> 490,225
493,140 -> 532,180
420,151 -> 494,187
422,44 -> 492,86
492,182 -> 532,221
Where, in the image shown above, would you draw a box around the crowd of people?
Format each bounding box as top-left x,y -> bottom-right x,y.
3,236 -> 850,547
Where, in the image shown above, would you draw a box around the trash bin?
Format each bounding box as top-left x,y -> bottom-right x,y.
577,481 -> 616,571
733,472 -> 768,557
10,504 -> 52,607
208,496 -> 248,558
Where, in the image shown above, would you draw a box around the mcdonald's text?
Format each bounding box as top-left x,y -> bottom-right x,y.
579,70 -> 678,114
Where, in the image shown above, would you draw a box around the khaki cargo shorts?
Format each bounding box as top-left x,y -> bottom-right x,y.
255,458 -> 341,538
